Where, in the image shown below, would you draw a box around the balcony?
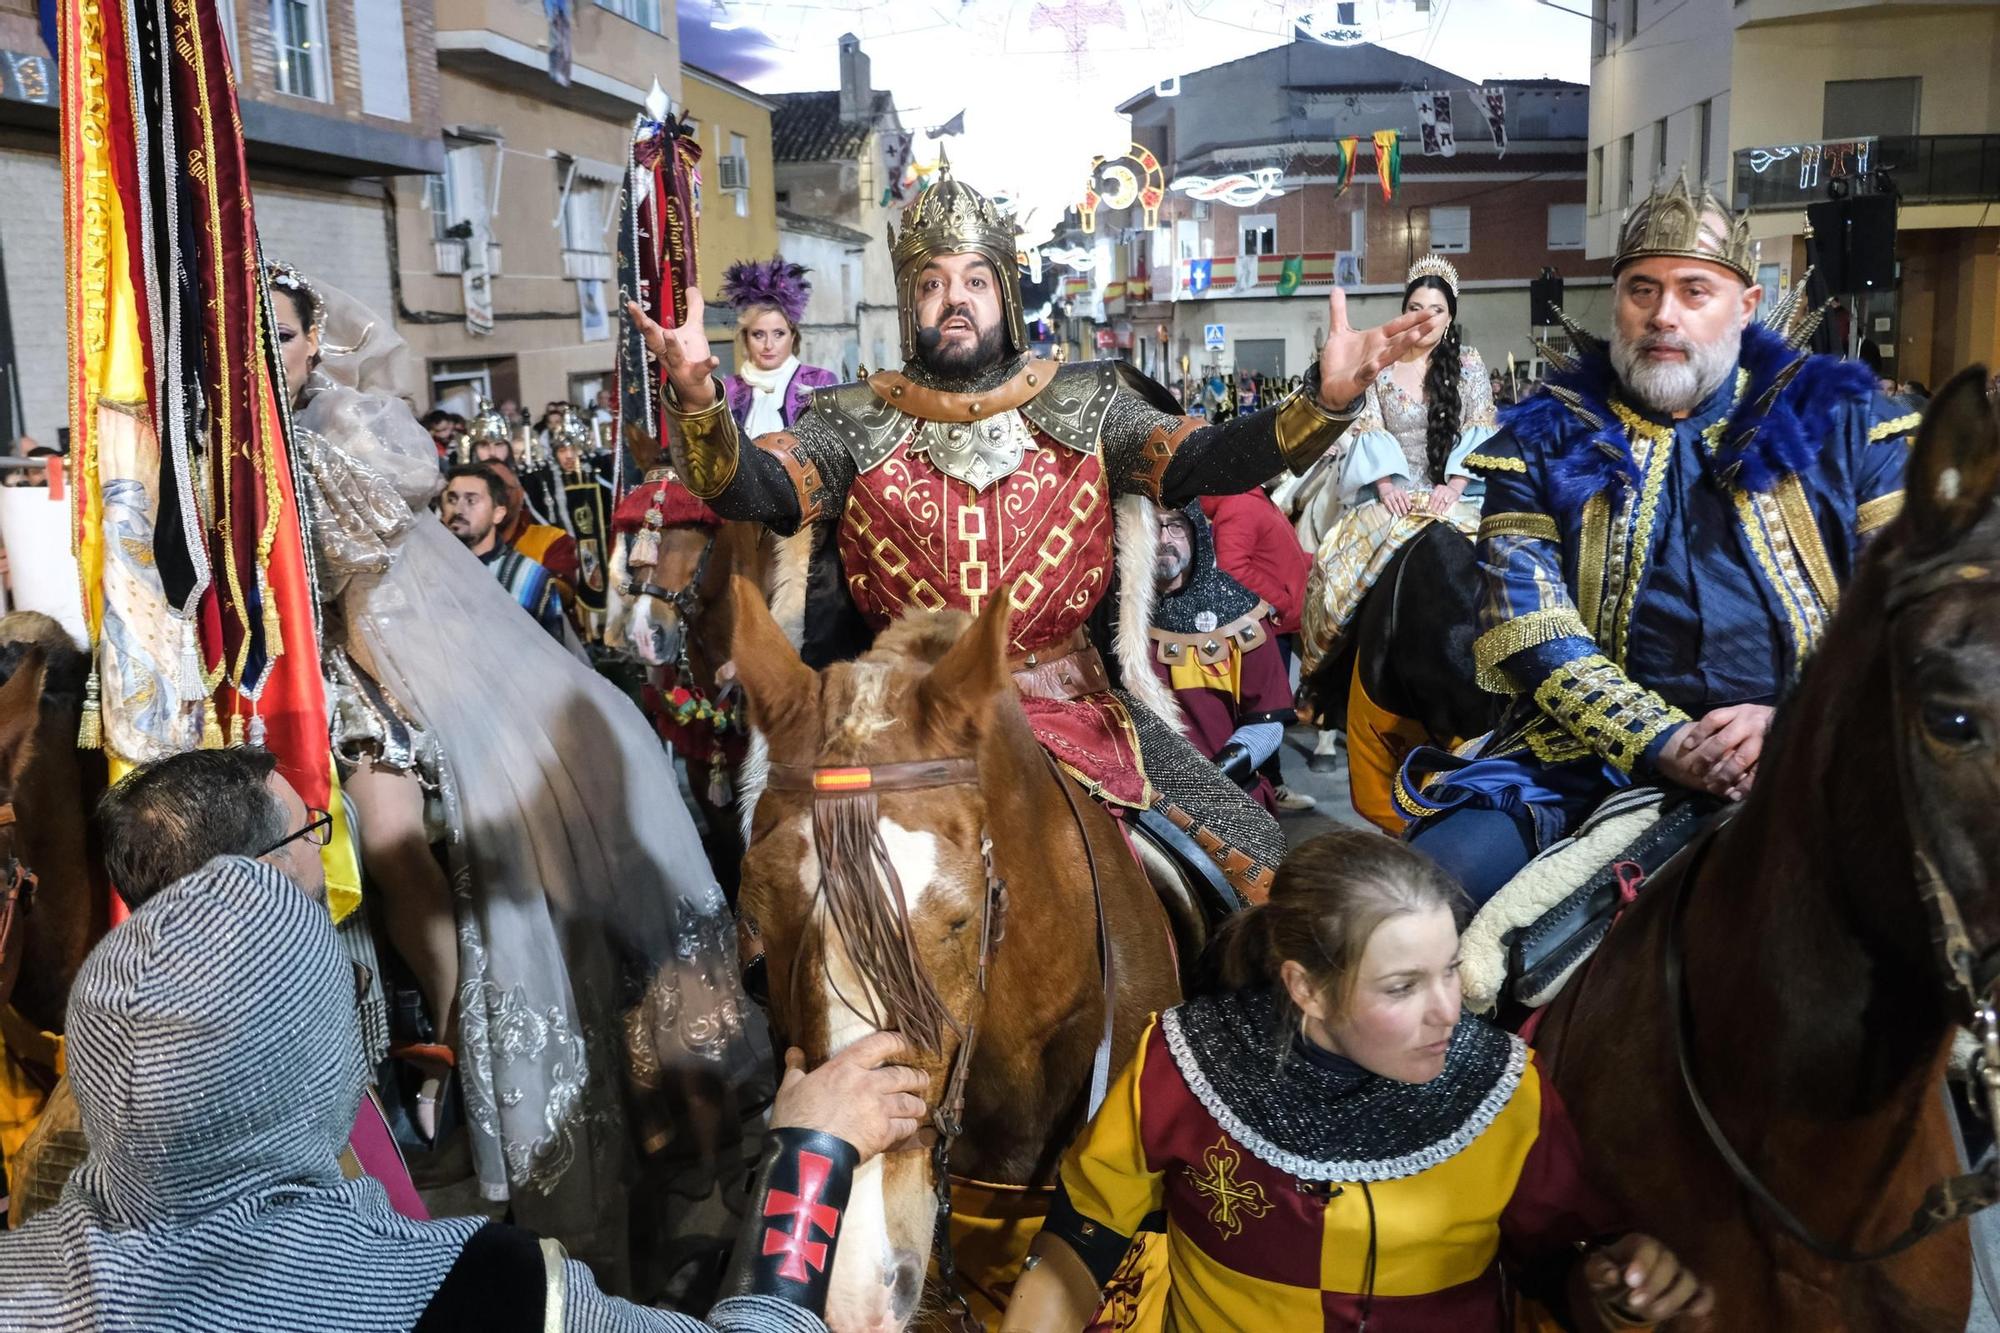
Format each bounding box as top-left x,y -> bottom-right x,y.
561,248 -> 615,282
434,239 -> 504,276
1733,135 -> 2000,213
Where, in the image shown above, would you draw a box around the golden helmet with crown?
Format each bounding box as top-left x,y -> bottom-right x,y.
456,397 -> 514,463
887,148 -> 1029,362
1616,172 -> 1756,283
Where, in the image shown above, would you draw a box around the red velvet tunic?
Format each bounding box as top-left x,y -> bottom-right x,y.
837,431 -> 1150,807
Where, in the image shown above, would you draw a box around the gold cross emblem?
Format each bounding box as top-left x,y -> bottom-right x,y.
1186,1136 -> 1271,1240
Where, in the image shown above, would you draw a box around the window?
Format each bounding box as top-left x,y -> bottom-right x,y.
1349,208 -> 1366,260
218,0 -> 240,69
563,179 -> 611,254
1619,132 -> 1635,207
1654,117 -> 1668,181
594,0 -> 661,33
1824,77 -> 1920,140
1591,145 -> 1604,212
730,132 -> 749,218
270,0 -> 331,101
1696,100 -> 1713,184
1429,206 -> 1470,254
1239,214 -> 1277,257
1548,202 -> 1586,251
353,0 -> 410,121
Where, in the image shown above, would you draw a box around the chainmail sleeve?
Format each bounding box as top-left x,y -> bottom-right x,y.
1100,375 -> 1360,506
698,413 -> 857,539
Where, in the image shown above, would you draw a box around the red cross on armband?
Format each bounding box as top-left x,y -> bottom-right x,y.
762,1149 -> 842,1282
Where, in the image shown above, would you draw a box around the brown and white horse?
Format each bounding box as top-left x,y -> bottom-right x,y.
1537,367 -> 2000,1330
729,579 -> 1180,1332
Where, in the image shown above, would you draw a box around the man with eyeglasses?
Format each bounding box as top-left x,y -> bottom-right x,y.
9,747 -> 421,1226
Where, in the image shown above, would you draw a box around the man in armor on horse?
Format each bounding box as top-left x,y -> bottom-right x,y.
628,158 -> 1439,902
1398,176 -> 1920,903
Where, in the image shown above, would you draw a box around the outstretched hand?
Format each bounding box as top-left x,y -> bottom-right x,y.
626,290 -> 719,410
1317,287 -> 1444,411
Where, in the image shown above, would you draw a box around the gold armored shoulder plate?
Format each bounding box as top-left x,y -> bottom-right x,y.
1018,360 -> 1124,452
807,378 -> 915,473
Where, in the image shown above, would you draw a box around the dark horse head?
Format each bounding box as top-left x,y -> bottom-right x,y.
1873,368 -> 2000,1006
1306,520 -> 1502,746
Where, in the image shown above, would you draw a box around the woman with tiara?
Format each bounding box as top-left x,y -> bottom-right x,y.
1297,258 -> 1497,792
717,256 -> 839,433
266,261 -> 766,1292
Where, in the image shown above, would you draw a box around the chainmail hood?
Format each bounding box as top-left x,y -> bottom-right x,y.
1151,502 -> 1261,635
1161,986 -> 1526,1181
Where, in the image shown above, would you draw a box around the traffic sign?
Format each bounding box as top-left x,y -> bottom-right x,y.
1204,323 -> 1225,350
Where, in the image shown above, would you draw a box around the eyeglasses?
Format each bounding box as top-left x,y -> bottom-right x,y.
257,806 -> 334,858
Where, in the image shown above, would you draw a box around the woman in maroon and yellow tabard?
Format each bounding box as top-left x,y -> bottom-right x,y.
1004,831 -> 1713,1333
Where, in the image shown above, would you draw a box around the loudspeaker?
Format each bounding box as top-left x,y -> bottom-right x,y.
1529,274 -> 1565,327
1806,195 -> 1897,295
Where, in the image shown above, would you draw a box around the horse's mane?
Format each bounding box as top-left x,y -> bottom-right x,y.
0,612 -> 85,706
864,609 -> 975,668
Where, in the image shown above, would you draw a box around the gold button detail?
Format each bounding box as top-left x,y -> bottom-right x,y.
891,385 -> 904,398
1026,373 -> 1039,386
969,401 -> 982,416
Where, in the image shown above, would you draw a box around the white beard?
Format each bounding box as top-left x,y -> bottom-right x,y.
1612,322 -> 1743,416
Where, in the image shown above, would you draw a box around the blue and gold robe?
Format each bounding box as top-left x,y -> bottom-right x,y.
1397,323 -> 1918,844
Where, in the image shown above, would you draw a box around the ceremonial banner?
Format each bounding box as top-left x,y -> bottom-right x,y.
1373,130 -> 1401,202
1483,88 -> 1508,157
1276,255 -> 1304,296
1186,258 -> 1212,296
1334,137 -> 1359,196
1416,91 -> 1456,157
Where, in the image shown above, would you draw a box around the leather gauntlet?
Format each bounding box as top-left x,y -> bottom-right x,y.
664,376 -> 742,500
1213,740 -> 1257,787
1272,367 -> 1363,475
716,1128 -> 861,1312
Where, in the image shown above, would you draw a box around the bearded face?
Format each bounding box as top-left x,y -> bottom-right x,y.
1610,256 -> 1760,417
913,252 -> 1009,378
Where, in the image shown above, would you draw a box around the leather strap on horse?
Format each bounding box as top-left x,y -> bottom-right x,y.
1664,825 -> 2000,1264
1039,751 -> 1119,1119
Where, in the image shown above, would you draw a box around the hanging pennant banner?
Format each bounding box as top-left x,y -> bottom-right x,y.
1483,88 -> 1508,158
1334,137 -> 1359,197
1373,130 -> 1401,203
1416,91 -> 1456,158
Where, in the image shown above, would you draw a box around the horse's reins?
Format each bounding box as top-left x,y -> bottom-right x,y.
763,750 -> 1115,1329
1664,552 -> 2000,1264
0,802 -> 39,1015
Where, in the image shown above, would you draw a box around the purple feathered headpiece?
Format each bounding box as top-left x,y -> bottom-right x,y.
719,255 -> 812,326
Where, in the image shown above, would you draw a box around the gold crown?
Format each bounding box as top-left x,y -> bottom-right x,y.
1406,253 -> 1459,296
886,148 -> 1028,361
1616,173 -> 1756,283
464,397 -> 513,448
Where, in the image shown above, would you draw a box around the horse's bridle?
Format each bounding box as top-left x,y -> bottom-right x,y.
1665,553 -> 2000,1264
620,525 -> 718,670
0,802 -> 40,1015
763,756 -> 1010,1330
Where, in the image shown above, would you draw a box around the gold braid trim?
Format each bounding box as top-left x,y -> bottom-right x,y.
1577,493 -> 1611,638
1478,511 -> 1559,543
1869,413 -> 1921,443
1858,490 -> 1904,535
1732,488 -> 1813,662
1608,403 -> 1675,666
664,377 -> 741,499
1531,653 -> 1690,775
1272,384 -> 1360,476
1462,452 -> 1526,474
1774,474 -> 1840,616
1473,608 -> 1592,691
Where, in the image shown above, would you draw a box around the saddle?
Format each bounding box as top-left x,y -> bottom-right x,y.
1459,786 -> 1716,1012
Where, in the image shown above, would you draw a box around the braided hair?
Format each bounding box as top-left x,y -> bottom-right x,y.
1405,274 -> 1462,486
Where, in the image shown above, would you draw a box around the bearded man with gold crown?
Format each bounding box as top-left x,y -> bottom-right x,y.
627,159 -> 1440,902
1397,177 -> 1921,904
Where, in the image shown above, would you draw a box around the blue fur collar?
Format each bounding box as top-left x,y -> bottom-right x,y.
1501,323 -> 1877,518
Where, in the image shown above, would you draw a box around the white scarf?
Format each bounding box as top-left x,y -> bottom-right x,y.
739,355 -> 800,437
